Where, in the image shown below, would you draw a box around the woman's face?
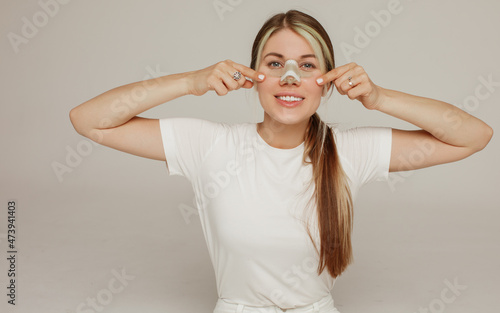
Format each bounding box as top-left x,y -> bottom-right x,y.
256,28 -> 324,126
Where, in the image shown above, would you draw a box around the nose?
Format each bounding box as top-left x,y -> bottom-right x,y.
279,74 -> 301,86
279,60 -> 302,86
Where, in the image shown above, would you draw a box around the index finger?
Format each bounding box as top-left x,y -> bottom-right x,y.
316,63 -> 356,85
233,63 -> 266,82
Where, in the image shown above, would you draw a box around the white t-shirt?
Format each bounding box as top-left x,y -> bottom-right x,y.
159,117 -> 392,309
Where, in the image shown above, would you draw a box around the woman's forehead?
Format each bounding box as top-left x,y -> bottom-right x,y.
262,29 -> 315,59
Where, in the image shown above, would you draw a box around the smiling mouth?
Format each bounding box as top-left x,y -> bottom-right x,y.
275,95 -> 304,102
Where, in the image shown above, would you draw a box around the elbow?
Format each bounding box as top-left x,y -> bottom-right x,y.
69,107 -> 79,132
482,124 -> 494,149
472,124 -> 493,152
69,107 -> 87,136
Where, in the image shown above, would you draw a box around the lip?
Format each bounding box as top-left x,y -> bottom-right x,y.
274,93 -> 305,108
274,92 -> 305,98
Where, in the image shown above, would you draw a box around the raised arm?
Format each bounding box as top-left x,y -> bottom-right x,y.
69,60 -> 264,160
70,73 -> 190,160
370,88 -> 493,172
317,62 -> 493,172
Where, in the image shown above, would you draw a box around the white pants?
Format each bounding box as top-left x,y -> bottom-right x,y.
213,293 -> 341,313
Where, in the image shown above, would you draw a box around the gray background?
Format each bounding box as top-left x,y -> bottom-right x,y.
1,0 -> 499,312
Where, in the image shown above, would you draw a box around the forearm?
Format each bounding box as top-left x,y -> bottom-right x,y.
375,87 -> 493,150
70,72 -> 191,135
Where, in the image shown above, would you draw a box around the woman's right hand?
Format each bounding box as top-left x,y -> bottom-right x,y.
186,60 -> 265,96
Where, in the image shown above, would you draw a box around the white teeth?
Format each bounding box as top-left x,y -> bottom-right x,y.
277,96 -> 303,102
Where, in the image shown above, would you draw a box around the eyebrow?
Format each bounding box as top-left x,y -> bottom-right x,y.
263,52 -> 317,59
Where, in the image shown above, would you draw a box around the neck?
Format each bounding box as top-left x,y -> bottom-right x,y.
257,114 -> 310,149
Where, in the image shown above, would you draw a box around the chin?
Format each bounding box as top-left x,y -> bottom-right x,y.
265,108 -> 314,126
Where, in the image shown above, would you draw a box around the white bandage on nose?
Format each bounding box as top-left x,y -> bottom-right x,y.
281,60 -> 302,83
265,59 -> 316,84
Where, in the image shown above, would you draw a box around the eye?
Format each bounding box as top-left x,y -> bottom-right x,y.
301,63 -> 316,70
268,61 -> 282,68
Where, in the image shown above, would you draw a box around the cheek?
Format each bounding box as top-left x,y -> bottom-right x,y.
301,78 -> 323,95
256,79 -> 278,98
255,83 -> 271,109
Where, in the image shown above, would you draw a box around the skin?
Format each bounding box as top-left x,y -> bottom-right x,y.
69,28 -> 493,173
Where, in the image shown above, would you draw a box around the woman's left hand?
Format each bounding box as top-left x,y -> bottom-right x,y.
316,62 -> 383,110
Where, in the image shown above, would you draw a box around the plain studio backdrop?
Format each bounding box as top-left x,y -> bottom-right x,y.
1,0 -> 499,312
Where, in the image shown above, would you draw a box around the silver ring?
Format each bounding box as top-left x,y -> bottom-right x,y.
348,76 -> 353,86
233,71 -> 242,81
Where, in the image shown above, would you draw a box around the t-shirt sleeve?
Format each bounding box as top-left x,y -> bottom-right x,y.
335,126 -> 393,186
159,117 -> 224,180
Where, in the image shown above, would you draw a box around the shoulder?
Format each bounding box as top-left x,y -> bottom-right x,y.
158,117 -> 254,145
159,117 -> 250,133
330,124 -> 393,169
331,124 -> 393,186
331,125 -> 392,152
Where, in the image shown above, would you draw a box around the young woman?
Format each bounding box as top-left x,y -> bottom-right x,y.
69,9 -> 492,313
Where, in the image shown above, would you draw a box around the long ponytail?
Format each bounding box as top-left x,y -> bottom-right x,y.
303,112 -> 353,278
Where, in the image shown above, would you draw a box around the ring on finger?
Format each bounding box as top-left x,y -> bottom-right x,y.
233,71 -> 242,81
348,76 -> 353,86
